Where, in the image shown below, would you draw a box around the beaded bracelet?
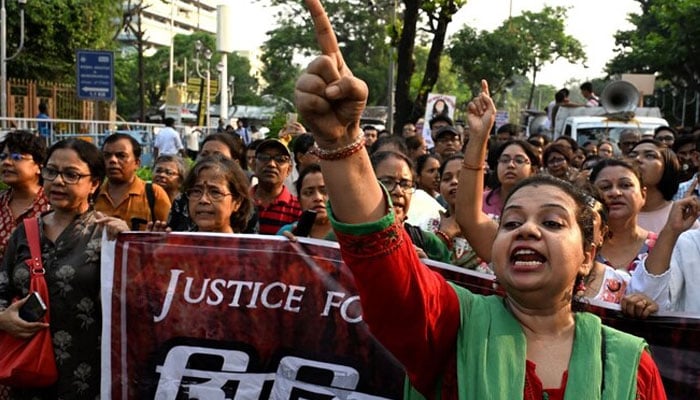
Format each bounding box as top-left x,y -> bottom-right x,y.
461,160 -> 485,171
435,230 -> 453,250
311,135 -> 366,161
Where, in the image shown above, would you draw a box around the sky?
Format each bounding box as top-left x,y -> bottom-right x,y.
232,0 -> 642,88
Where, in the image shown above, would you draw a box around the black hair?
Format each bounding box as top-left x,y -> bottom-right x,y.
295,163 -> 323,198
46,139 -> 105,203
415,153 -> 440,176
486,140 -> 540,206
580,82 -> 593,92
553,135 -> 579,152
405,135 -> 425,153
370,135 -> 408,155
630,139 -> 681,200
589,158 -> 644,188
102,133 -> 142,160
201,133 -> 245,167
543,143 -> 573,166
0,130 -> 47,166
439,154 -> 464,178
370,150 -> 415,180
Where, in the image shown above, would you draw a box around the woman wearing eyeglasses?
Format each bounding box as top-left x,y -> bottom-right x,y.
183,155 -> 253,233
543,143 -> 578,182
0,139 -> 128,398
152,154 -> 187,202
0,131 -> 50,267
372,151 -> 451,263
483,140 -> 541,219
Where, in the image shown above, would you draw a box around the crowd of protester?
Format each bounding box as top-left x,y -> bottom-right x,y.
3,3 -> 700,397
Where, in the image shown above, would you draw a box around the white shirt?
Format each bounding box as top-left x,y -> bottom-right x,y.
154,126 -> 184,156
184,127 -> 200,152
668,229 -> 700,313
406,189 -> 445,231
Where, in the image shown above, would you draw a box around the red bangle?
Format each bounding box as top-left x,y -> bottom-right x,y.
435,230 -> 453,250
311,136 -> 366,161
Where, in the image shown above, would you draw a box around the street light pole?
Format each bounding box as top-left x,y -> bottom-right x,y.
1,0 -> 27,124
168,0 -> 174,87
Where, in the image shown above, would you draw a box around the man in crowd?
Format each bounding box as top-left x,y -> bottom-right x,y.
153,117 -> 185,159
580,81 -> 600,106
494,123 -> 520,146
95,133 -> 171,230
673,133 -> 699,183
252,139 -> 302,234
433,126 -> 462,162
363,125 -> 379,149
618,129 -> 641,156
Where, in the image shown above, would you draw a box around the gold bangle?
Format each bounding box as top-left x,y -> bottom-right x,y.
462,160 -> 485,171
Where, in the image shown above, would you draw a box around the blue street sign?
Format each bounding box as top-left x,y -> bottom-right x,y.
76,50 -> 114,101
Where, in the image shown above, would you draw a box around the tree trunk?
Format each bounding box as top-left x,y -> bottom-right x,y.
394,0 -> 420,135
527,62 -> 538,109
412,6 -> 452,123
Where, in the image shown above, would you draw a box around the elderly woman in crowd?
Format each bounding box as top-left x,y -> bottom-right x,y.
0,131 -> 50,266
168,133 -> 256,232
182,155 -> 253,233
0,139 -> 127,399
152,154 -> 187,202
294,2 -> 666,398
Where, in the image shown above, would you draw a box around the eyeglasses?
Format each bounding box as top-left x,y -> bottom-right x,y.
0,152 -> 32,162
498,155 -> 531,166
186,186 -> 233,202
41,167 -> 91,184
547,157 -> 567,166
378,177 -> 416,193
256,153 -> 290,164
153,167 -> 178,177
655,135 -> 674,142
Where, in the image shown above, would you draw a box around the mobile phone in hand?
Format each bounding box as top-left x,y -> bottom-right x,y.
19,292 -> 47,322
293,210 -> 317,237
286,112 -> 298,126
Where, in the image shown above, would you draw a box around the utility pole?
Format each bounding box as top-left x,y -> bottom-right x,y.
1,0 -> 27,124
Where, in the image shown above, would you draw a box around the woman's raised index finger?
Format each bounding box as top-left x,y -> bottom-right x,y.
306,0 -> 342,58
481,80 -> 490,97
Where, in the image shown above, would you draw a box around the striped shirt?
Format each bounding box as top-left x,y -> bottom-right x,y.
253,185 -> 302,235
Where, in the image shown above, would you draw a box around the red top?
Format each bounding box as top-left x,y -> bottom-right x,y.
335,219 -> 667,399
0,187 -> 50,263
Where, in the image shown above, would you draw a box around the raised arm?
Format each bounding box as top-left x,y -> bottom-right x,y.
294,0 -> 381,224
455,81 -> 499,262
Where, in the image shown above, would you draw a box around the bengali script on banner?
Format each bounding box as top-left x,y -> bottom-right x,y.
101,233 -> 700,400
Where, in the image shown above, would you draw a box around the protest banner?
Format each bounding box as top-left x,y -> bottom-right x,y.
102,233 -> 700,399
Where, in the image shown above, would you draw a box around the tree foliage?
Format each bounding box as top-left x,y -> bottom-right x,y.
6,0 -> 120,82
607,0 -> 700,91
449,6 -> 584,109
260,0 -> 391,107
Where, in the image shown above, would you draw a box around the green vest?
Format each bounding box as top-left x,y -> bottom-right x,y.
405,285 -> 645,399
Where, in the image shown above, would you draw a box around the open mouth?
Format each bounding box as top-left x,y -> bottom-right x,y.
510,248 -> 546,268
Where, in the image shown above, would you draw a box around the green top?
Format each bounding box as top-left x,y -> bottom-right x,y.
329,198 -> 451,263
405,285 -> 645,400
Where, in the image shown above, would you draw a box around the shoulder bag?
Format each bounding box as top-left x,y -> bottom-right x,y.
0,217 -> 58,387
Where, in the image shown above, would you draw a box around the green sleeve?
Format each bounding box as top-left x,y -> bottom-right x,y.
421,230 -> 452,264
327,189 -> 395,236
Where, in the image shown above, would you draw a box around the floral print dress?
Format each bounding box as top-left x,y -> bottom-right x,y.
0,210 -> 103,399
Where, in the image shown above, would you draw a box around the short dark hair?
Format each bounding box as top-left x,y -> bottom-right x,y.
295,163 -> 322,197
496,123 -> 520,136
370,150 -> 415,180
589,158 -> 644,189
543,143 -> 573,166
554,135 -> 579,152
183,154 -> 252,232
555,88 -> 569,103
672,132 -> 698,152
164,117 -> 175,127
0,130 -> 47,165
580,82 -> 593,92
47,139 -> 105,202
370,135 -> 408,155
201,133 -> 245,166
292,134 -> 316,165
102,133 -> 141,160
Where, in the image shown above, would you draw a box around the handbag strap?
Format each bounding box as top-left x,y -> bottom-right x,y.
23,217 -> 44,276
